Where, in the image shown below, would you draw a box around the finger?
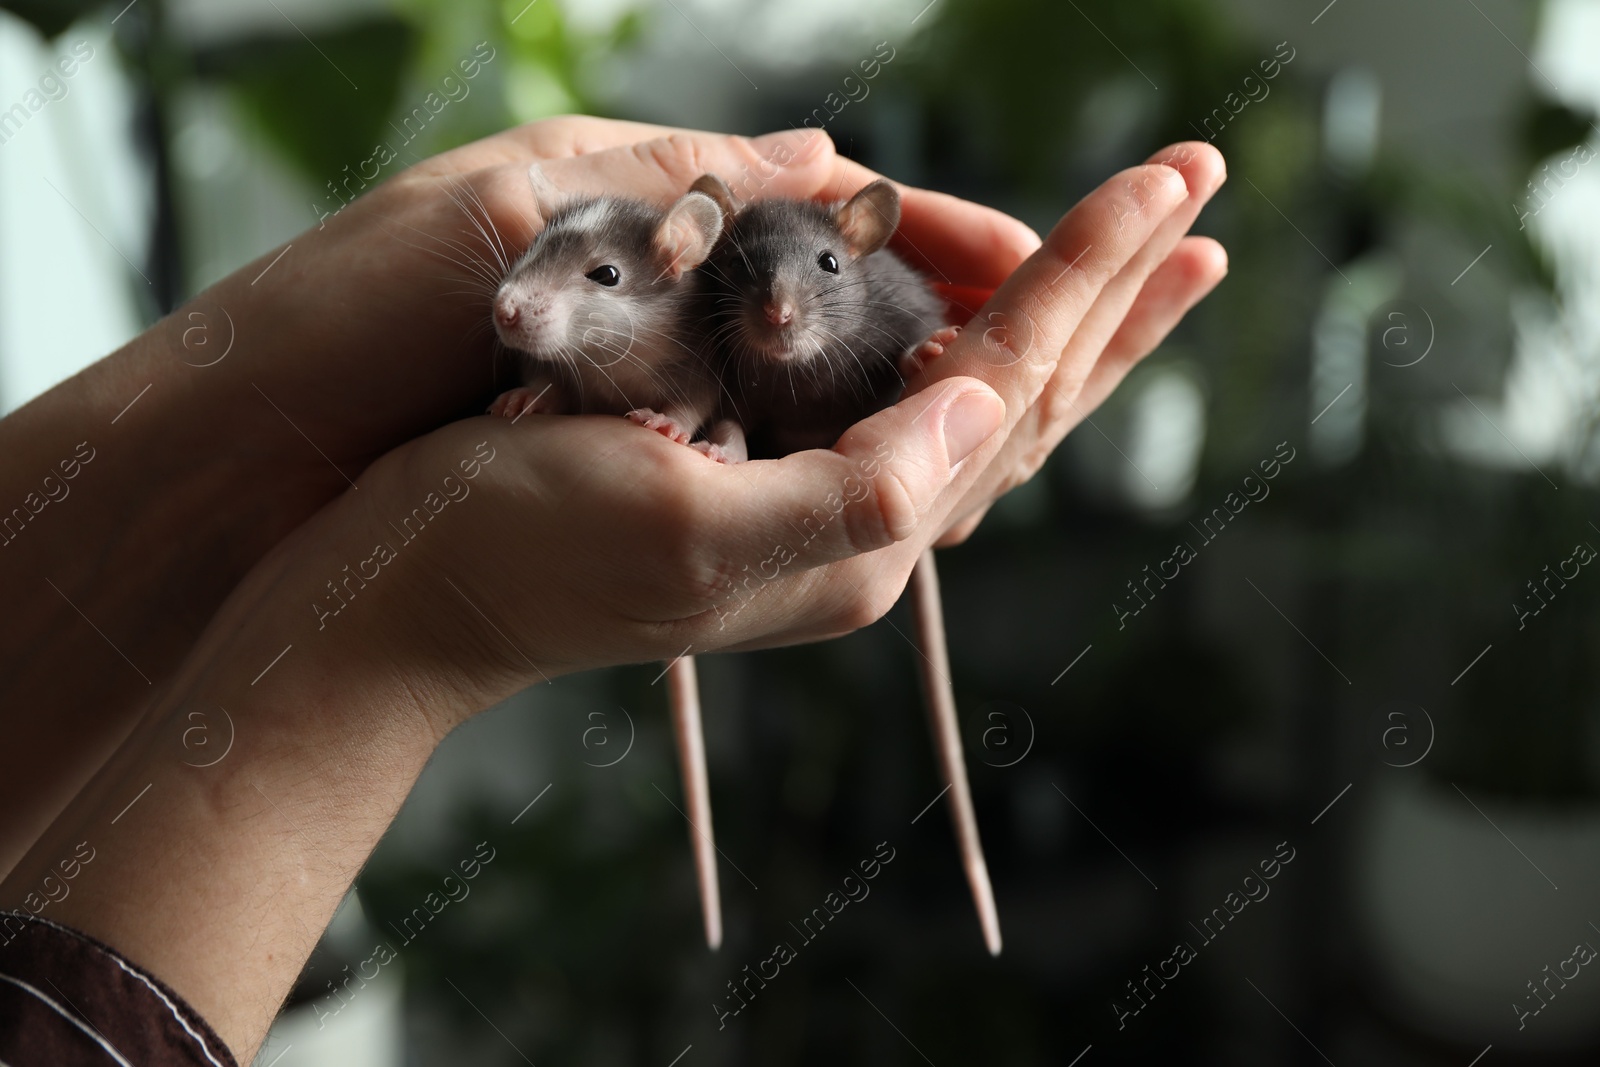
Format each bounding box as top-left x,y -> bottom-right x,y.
714,378 -> 1005,580
421,115 -> 696,172
885,184 -> 1041,290
528,128 -> 839,216
1075,235 -> 1227,413
933,236 -> 1227,541
914,162 -> 1191,428
934,509 -> 985,549
493,116 -> 690,159
1042,142 -> 1225,402
932,283 -> 998,322
920,146 -> 1224,529
462,129 -> 840,248
1000,230 -> 1226,488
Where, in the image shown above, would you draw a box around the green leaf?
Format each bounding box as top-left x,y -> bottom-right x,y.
190,15 -> 416,185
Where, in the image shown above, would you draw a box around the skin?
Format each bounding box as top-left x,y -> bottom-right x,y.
0,116 -> 1226,1060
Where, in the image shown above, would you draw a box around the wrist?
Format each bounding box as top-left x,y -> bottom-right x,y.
0,526 -> 453,1057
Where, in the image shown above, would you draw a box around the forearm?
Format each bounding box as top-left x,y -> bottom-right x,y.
0,304 -> 346,876
0,485 -> 473,1062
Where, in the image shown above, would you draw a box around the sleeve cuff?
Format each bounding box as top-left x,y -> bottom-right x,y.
0,910 -> 238,1067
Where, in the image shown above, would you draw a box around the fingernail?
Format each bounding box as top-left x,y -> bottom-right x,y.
1155,163 -> 1187,199
751,128 -> 828,165
941,388 -> 1005,467
1208,162 -> 1228,197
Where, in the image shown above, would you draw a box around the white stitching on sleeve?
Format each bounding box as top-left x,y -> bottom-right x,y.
1,911 -> 229,1067
0,972 -> 134,1066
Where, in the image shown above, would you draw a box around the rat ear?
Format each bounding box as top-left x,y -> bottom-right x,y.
654,191 -> 724,277
527,163 -> 565,220
833,179 -> 901,259
689,173 -> 739,224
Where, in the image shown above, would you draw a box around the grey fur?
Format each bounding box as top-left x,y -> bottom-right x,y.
494,192 -> 722,430
698,190 -> 944,458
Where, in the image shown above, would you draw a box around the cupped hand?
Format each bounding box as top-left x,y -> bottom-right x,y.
168,113 -> 1223,561
188,117 -> 1039,493
261,143 -> 1227,729
906,141 -> 1229,545
290,377 -> 997,732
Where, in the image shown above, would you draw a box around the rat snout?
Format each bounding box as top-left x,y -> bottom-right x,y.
493,285 -> 563,357
493,294 -> 520,328
495,289 -> 556,331
758,276 -> 800,328
762,299 -> 794,327
740,279 -> 815,362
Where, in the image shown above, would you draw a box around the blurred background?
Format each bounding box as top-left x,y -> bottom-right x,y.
4,0 -> 1600,1063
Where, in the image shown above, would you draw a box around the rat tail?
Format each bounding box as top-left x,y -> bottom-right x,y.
667,654 -> 723,950
909,550 -> 1002,956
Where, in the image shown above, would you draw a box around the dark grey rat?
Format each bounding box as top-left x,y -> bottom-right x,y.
693,174 -> 1000,955
694,176 -> 956,460
489,164 -> 736,459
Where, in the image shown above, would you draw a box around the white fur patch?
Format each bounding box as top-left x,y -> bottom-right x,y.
557,200 -> 613,237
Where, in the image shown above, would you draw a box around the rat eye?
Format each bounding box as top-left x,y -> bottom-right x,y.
586,264 -> 621,286
817,251 -> 839,274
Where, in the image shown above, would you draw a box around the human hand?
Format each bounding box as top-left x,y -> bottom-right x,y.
0,139 -> 1223,1059
261,145 -> 1225,730
905,141 -> 1229,546
181,116 -> 1041,493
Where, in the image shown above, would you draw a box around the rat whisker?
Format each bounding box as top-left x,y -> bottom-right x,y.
439,176 -> 513,277
372,219 -> 506,291
462,184 -> 515,275
395,236 -> 505,293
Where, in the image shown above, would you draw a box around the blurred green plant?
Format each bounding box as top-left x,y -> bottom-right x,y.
1,0 -> 648,306
1,0 -> 97,39
899,0 -> 1600,809
191,17 -> 417,183
7,0 -> 1600,1059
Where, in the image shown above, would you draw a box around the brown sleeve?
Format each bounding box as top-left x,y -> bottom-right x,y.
0,911 -> 238,1067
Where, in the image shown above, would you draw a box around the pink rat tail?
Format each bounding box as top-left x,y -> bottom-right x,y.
910,549 -> 1002,956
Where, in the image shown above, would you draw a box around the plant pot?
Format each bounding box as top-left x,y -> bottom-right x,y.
1355,775 -> 1600,1052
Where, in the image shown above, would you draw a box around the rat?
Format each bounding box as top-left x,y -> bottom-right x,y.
693,175 -> 954,459
489,164 -> 736,459
694,174 -> 1002,955
489,167 -> 730,950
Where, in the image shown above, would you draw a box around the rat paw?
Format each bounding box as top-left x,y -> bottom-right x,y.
900,326 -> 962,378
626,408 -> 693,445
489,385 -> 558,421
689,440 -> 738,464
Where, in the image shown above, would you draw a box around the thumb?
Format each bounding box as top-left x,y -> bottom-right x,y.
725,378 -> 1006,573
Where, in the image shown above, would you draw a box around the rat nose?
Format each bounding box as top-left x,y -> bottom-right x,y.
493,296 -> 519,329
762,300 -> 794,327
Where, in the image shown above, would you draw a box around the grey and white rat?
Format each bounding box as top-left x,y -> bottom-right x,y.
694,175 -> 1001,955
489,165 -> 732,456
489,170 -> 728,950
